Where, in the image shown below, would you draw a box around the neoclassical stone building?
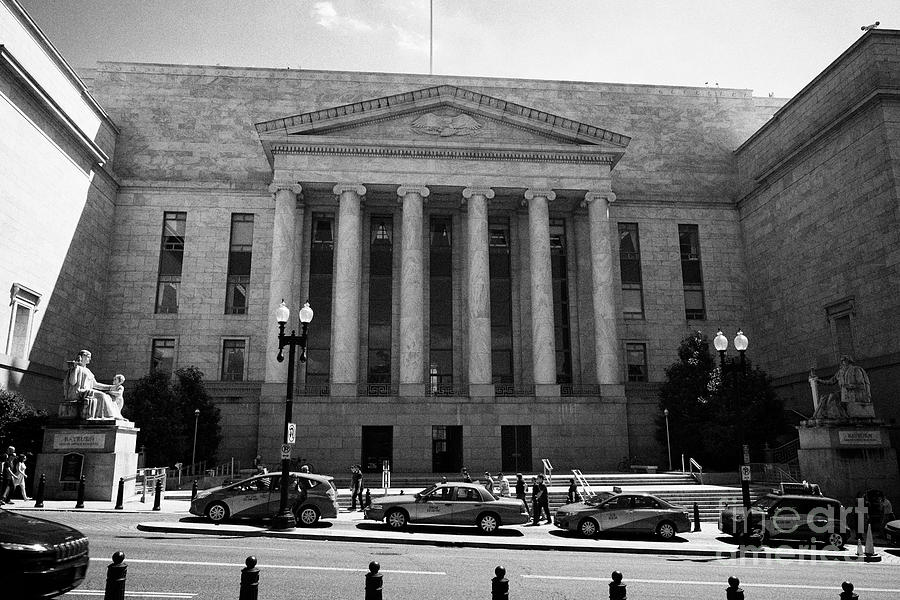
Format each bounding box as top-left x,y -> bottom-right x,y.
2,0 -> 898,473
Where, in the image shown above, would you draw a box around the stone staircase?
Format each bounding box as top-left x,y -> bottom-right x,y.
334,472 -> 768,521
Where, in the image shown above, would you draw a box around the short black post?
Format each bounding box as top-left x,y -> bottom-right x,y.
75,475 -> 86,508
365,488 -> 371,509
609,571 -> 626,600
365,561 -> 383,600
492,566 -> 509,600
726,576 -> 744,600
693,503 -> 702,532
239,556 -> 259,600
152,478 -> 162,511
191,479 -> 199,501
34,473 -> 45,508
114,478 -> 125,510
840,581 -> 858,600
104,551 -> 127,600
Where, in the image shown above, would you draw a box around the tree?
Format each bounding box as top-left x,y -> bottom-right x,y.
123,367 -> 221,469
0,388 -> 46,454
657,331 -> 787,471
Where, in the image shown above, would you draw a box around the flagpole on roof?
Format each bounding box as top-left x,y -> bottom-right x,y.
429,0 -> 433,75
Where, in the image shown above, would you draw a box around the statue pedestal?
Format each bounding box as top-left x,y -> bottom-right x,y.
34,418 -> 140,502
797,418 -> 900,504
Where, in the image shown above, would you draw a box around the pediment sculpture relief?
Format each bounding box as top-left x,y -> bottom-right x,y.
410,112 -> 483,137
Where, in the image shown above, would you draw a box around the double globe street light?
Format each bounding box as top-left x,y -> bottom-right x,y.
272,300 -> 313,529
713,329 -> 751,510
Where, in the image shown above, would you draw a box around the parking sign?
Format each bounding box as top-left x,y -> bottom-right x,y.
287,423 -> 296,444
740,465 -> 751,481
281,444 -> 292,460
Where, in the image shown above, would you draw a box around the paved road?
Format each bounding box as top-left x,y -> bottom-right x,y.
41,511 -> 900,600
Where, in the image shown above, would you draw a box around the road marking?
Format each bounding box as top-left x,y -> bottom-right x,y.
90,557 -> 445,575
523,575 -> 900,593
63,591 -> 194,598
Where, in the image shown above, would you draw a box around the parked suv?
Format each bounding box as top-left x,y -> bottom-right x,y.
719,492 -> 851,548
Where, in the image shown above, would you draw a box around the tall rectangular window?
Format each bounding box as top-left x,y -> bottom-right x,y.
678,224 -> 705,320
155,212 -> 186,314
489,219 -> 513,384
625,342 -> 648,382
5,284 -> 40,359
306,215 -> 335,386
550,219 -> 572,384
618,223 -> 644,319
367,216 -> 393,384
225,214 -> 254,314
151,338 -> 175,374
429,216 -> 453,391
221,339 -> 246,381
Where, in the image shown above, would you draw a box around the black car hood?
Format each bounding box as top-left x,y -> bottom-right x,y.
0,509 -> 86,546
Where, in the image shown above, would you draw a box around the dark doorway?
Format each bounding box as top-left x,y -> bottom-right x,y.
501,425 -> 532,473
432,425 -> 463,473
361,426 -> 393,474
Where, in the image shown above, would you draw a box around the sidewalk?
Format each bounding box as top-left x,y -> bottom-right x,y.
6,493 -> 896,564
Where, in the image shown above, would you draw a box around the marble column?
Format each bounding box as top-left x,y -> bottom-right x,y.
585,190 -> 620,385
397,185 -> 429,396
330,184 -> 366,397
524,189 -> 558,396
264,182 -> 303,383
463,187 -> 495,397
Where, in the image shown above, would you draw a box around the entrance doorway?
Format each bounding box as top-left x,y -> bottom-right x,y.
501,425 -> 532,473
361,426 -> 392,474
432,425 -> 463,473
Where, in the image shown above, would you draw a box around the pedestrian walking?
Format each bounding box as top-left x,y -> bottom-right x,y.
350,464 -> 364,511
13,453 -> 29,500
496,472 -> 510,497
515,473 -> 527,509
535,474 -> 552,523
461,468 -> 472,483
482,471 -> 496,494
530,476 -> 540,524
0,447 -> 16,504
566,478 -> 580,504
880,494 -> 895,533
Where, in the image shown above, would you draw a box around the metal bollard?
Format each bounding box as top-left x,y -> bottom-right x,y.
726,576 -> 744,600
152,478 -> 162,511
609,571 -> 626,600
840,581 -> 858,600
191,479 -> 198,501
693,503 -> 702,532
492,566 -> 509,600
104,551 -> 127,600
34,473 -> 45,508
75,475 -> 85,508
365,561 -> 383,600
114,478 -> 125,510
239,556 -> 259,600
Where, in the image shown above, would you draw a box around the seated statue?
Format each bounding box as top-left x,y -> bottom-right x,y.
809,355 -> 874,420
63,350 -> 126,421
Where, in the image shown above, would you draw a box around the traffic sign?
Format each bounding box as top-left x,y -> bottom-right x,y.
281,444 -> 292,460
742,444 -> 751,464
740,465 -> 751,481
287,423 -> 296,444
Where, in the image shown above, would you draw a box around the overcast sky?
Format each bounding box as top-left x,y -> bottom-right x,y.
19,0 -> 895,97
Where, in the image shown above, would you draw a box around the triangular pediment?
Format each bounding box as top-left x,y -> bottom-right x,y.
255,85 -> 629,167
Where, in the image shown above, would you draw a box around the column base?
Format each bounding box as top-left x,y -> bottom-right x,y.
534,384 -> 560,397
399,383 -> 423,397
468,384 -> 495,398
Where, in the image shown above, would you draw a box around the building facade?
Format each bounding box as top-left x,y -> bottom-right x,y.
2,0 -> 898,474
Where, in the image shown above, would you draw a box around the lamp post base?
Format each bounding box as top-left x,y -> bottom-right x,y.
271,510 -> 296,530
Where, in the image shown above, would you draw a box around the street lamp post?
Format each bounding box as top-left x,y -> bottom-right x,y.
191,408 -> 200,475
714,329 -> 752,511
272,300 -> 313,530
664,408 -> 672,471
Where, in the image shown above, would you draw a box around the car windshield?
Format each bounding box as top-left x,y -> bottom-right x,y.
752,496 -> 780,510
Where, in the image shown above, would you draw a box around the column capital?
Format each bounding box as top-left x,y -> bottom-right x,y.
462,187 -> 495,201
524,189 -> 556,202
268,181 -> 302,197
333,183 -> 367,197
582,190 -> 616,207
396,185 -> 430,200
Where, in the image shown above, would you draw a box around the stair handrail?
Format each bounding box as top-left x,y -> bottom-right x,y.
571,469 -> 597,500
749,461 -> 800,484
688,457 -> 703,484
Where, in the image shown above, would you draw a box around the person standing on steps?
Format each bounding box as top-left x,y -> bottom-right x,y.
350,464 -> 364,511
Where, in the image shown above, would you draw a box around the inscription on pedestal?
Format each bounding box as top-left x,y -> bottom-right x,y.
838,430 -> 882,446
54,432 -> 106,450
60,453 -> 84,482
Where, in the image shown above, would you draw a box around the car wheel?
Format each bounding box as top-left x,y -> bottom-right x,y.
478,513 -> 500,534
656,520 -> 676,540
825,532 -> 845,549
295,505 -> 320,527
578,518 -> 599,538
205,501 -> 229,523
386,509 -> 408,529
